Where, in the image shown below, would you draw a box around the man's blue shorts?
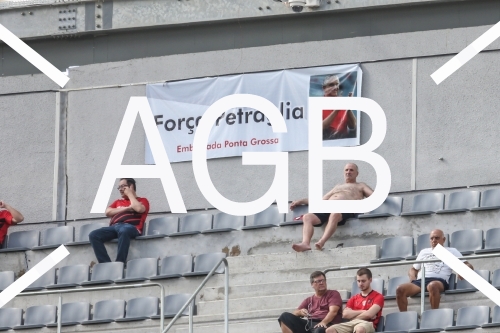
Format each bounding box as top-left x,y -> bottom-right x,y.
411,277 -> 449,290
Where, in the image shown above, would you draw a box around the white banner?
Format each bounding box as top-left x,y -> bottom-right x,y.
146,64 -> 362,163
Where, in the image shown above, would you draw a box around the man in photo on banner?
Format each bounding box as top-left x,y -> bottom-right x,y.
322,74 -> 357,140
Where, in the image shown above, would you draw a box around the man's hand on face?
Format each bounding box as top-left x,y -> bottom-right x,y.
123,186 -> 137,198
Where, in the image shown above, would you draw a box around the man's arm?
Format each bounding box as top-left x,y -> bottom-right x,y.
123,188 -> 146,213
323,110 -> 339,131
292,308 -> 309,317
315,305 -> 340,328
361,183 -> 374,198
409,267 -> 419,281
342,307 -> 365,320
457,261 -> 474,280
105,206 -> 132,217
290,198 -> 309,210
354,304 -> 382,321
0,201 -> 24,224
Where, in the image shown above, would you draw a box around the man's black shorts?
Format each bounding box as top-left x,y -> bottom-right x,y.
312,213 -> 358,227
411,277 -> 449,290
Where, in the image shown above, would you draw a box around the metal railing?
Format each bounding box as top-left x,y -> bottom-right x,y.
162,257 -> 229,333
18,282 -> 165,333
324,252 -> 500,313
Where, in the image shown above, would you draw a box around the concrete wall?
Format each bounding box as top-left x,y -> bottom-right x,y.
0,23 -> 499,222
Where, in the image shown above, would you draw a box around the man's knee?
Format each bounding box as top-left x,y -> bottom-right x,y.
326,326 -> 337,333
396,283 -> 416,298
355,326 -> 367,333
427,281 -> 444,294
303,213 -> 320,225
88,229 -> 100,242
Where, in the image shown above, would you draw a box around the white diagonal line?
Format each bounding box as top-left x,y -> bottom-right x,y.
431,21 -> 500,85
0,24 -> 70,88
432,244 -> 500,306
0,245 -> 69,308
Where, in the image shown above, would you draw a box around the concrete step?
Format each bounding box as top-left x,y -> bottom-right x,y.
203,277 -> 353,301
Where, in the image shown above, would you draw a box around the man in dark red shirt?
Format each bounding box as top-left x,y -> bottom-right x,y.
326,268 -> 384,333
0,201 -> 24,248
89,178 -> 149,263
279,271 -> 343,333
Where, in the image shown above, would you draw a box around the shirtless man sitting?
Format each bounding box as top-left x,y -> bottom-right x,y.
290,163 -> 373,252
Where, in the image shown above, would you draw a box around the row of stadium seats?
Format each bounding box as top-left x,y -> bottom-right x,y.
372,229 -> 500,263
0,206 -> 289,252
345,269 -> 498,300
0,253 -> 226,292
356,189 -> 500,219
377,306 -> 500,332
0,294 -> 193,330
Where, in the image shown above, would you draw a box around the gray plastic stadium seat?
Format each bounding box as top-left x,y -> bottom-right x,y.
115,258 -> 158,283
169,213 -> 213,237
242,206 -> 285,230
359,196 -> 403,219
383,311 -> 418,333
409,308 -> 454,333
136,216 -> 179,240
32,226 -> 74,250
406,234 -> 450,260
436,191 -> 480,214
66,222 -> 108,246
385,276 -> 409,299
116,297 -> 159,322
151,255 -> 193,280
0,230 -> 39,252
152,294 -> 194,319
482,305 -> 500,328
492,269 -> 500,288
13,304 -> 57,330
371,236 -> 414,263
0,271 -> 14,291
450,229 -> 483,255
471,189 -> 500,211
82,299 -> 125,324
202,212 -> 244,233
347,278 -> 385,301
445,270 -> 489,294
445,306 -> 490,330
475,228 -> 500,254
46,302 -> 90,327
280,205 -> 309,226
81,262 -> 124,286
401,193 -> 444,216
377,316 -> 385,332
25,268 -> 56,291
183,252 -> 226,277
46,264 -> 89,289
0,308 -> 22,330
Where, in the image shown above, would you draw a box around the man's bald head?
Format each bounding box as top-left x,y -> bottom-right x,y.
344,163 -> 359,183
429,229 -> 446,249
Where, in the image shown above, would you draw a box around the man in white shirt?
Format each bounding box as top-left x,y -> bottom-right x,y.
396,229 -> 473,311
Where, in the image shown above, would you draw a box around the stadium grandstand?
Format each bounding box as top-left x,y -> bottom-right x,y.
0,0 -> 500,332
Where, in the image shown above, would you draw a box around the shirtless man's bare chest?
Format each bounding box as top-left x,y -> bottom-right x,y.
327,183 -> 366,200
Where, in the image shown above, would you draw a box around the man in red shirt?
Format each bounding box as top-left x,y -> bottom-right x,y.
0,201 -> 24,248
89,178 -> 149,263
278,271 -> 343,333
326,268 -> 384,333
321,75 -> 356,140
